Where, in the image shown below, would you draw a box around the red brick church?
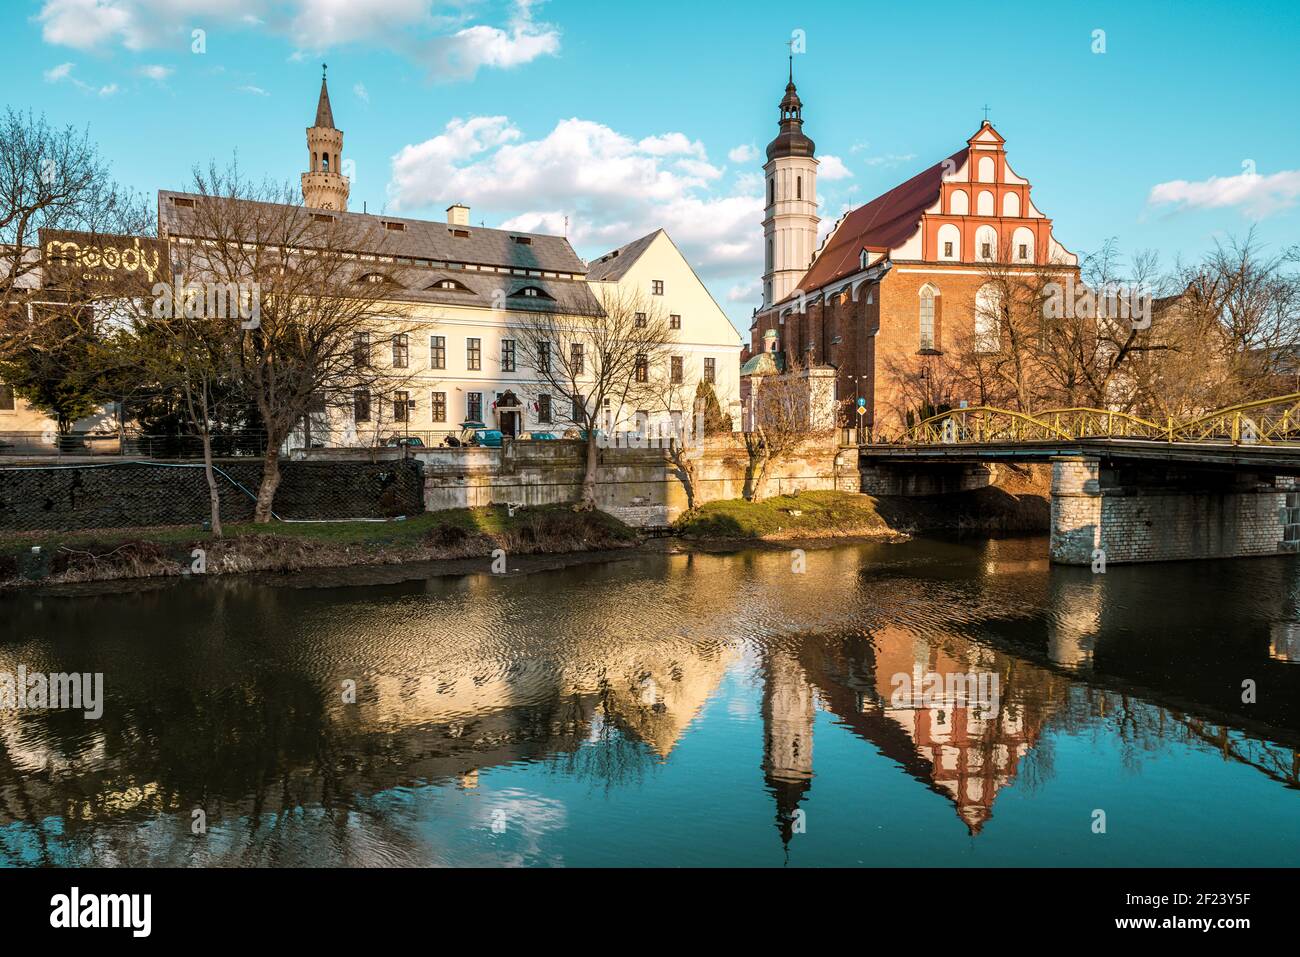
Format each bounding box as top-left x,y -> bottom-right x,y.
741,68 -> 1079,438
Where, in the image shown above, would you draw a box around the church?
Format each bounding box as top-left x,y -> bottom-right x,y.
741,66 -> 1079,439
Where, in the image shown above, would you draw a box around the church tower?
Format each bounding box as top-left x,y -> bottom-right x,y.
762,60 -> 819,307
301,66 -> 349,211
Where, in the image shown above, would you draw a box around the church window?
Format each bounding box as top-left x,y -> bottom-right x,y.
919,285 -> 937,351
769,178 -> 775,205
323,153 -> 330,172
937,223 -> 961,261
975,225 -> 997,262
859,250 -> 868,270
312,152 -> 318,170
981,243 -> 991,258
1012,227 -> 1035,263
796,176 -> 802,199
975,284 -> 1002,353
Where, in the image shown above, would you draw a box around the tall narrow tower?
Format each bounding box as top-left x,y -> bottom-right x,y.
762,60 -> 819,307
301,65 -> 349,211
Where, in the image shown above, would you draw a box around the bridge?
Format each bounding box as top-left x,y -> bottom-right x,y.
860,395 -> 1300,566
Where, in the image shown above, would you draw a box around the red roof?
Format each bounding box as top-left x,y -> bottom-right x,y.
780,146 -> 968,304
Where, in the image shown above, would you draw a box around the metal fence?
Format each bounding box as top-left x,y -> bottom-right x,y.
0,431 -> 269,459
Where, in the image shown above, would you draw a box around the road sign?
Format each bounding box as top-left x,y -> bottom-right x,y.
856,405 -> 867,417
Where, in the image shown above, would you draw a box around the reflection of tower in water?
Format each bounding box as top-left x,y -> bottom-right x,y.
760,647 -> 816,848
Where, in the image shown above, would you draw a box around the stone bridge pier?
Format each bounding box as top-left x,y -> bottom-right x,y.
1049,455 -> 1299,565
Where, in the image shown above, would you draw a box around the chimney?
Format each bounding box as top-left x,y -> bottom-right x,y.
447,204 -> 470,226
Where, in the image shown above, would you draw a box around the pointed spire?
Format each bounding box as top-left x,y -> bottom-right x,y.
314,63 -> 335,129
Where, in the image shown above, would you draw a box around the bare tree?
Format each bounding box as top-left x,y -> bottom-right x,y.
742,354 -> 831,501
511,285 -> 671,509
0,109 -> 151,363
172,162 -> 416,522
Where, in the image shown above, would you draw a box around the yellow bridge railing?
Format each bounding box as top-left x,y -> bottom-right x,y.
900,394 -> 1300,447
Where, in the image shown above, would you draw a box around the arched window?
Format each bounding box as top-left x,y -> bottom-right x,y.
975,224 -> 997,262
978,156 -> 995,182
796,175 -> 802,199
918,284 -> 938,351
768,177 -> 775,205
312,152 -> 318,170
1003,192 -> 1021,217
949,190 -> 969,215
975,283 -> 1002,352
323,153 -> 330,171
859,249 -> 869,270
937,223 -> 961,261
977,190 -> 995,216
1012,226 -> 1035,263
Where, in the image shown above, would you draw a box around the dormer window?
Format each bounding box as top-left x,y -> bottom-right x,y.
511,285 -> 554,300
859,250 -> 868,270
450,228 -> 470,238
511,236 -> 532,245
383,221 -> 406,232
430,278 -> 471,292
358,272 -> 391,285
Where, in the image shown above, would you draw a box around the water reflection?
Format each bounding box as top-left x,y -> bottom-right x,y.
0,536 -> 1297,866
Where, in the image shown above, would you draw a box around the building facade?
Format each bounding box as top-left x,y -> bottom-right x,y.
743,71 -> 1079,438
159,74 -> 741,449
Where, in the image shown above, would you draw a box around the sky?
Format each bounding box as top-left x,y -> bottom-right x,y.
4,0 -> 1300,334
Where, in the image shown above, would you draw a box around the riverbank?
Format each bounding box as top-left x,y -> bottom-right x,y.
0,466 -> 1049,589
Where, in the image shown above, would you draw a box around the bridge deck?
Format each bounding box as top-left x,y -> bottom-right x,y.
861,439 -> 1300,473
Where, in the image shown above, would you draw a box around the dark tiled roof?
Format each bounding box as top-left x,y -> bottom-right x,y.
157,190 -> 600,315
159,190 -> 588,276
585,229 -> 663,281
778,147 -> 968,304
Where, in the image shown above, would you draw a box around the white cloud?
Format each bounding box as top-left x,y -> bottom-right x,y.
138,64 -> 172,81
861,152 -> 916,168
42,60 -> 118,96
1148,169 -> 1300,219
387,114 -> 763,280
727,279 -> 759,303
818,154 -> 852,180
238,85 -> 269,95
728,143 -> 759,164
353,82 -> 369,104
43,61 -> 75,82
37,0 -> 560,80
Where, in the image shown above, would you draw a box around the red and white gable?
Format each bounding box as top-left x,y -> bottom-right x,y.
892,122 -> 1076,267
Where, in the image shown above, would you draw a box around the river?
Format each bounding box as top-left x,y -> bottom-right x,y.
0,534 -> 1297,867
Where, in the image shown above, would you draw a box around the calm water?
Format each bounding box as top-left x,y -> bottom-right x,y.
0,535 -> 1298,867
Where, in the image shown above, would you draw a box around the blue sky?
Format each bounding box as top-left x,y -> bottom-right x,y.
5,0 -> 1299,332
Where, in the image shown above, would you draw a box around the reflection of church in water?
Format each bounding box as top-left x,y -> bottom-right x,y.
761,629 -> 1058,840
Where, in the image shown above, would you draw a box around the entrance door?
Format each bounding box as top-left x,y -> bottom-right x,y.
500,411 -> 519,437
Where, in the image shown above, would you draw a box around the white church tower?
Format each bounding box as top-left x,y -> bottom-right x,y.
301,65 -> 350,211
762,60 -> 819,307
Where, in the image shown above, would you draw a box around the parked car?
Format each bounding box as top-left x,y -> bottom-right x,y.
385,435 -> 425,448
523,431 -> 557,441
443,421 -> 503,448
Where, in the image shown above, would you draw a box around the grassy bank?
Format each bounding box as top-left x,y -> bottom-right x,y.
675,464 -> 1050,541
0,504 -> 637,588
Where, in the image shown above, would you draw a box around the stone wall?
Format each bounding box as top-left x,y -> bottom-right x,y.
404,436 -> 856,527
1049,455 -> 1291,565
0,459 -> 423,531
